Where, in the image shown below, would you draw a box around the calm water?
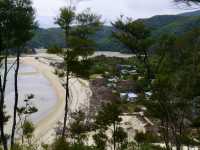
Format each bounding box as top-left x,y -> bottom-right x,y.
5,64 -> 57,124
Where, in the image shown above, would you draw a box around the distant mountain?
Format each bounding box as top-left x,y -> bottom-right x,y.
27,26 -> 128,52
27,9 -> 200,52
151,16 -> 200,36
180,10 -> 200,16
27,28 -> 65,48
141,10 -> 200,37
139,15 -> 186,29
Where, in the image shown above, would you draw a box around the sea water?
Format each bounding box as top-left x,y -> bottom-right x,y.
4,64 -> 57,130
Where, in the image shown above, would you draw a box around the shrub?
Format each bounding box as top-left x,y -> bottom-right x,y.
47,44 -> 63,54
22,121 -> 35,139
51,137 -> 69,150
135,132 -> 160,144
58,71 -> 65,78
54,69 -> 59,75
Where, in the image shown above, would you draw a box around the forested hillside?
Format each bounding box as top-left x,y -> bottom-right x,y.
27,9 -> 200,52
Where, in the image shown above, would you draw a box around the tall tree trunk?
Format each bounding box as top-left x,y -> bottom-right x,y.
62,69 -> 69,138
0,78 -> 8,150
143,50 -> 152,80
0,42 -> 8,150
61,26 -> 70,138
113,122 -> 116,150
3,50 -> 8,92
136,49 -> 152,81
11,49 -> 20,149
161,120 -> 171,150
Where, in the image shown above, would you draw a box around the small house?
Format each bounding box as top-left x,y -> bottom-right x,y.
107,77 -> 118,83
145,91 -> 152,100
120,92 -> 138,102
128,92 -> 138,101
117,64 -> 138,76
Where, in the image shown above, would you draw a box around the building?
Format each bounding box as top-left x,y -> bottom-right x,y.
120,92 -> 138,102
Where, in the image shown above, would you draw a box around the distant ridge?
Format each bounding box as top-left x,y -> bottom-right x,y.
180,9 -> 200,16
27,9 -> 200,52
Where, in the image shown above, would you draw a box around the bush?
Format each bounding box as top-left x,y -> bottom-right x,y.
58,71 -> 65,77
140,143 -> 164,150
11,143 -> 38,150
135,132 -> 160,144
47,44 -> 63,54
51,137 -> 69,150
54,69 -> 65,77
54,69 -> 59,75
69,143 -> 94,150
22,121 -> 35,139
91,64 -> 105,74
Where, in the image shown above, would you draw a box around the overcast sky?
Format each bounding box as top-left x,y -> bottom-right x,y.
32,0 -> 197,28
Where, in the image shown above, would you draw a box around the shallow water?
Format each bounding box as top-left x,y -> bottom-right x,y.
5,64 -> 57,125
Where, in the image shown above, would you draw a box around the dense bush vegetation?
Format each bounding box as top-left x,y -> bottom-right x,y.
47,44 -> 63,54
88,56 -> 136,76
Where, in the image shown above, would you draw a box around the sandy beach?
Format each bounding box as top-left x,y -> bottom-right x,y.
21,56 -> 91,143
16,53 -> 145,146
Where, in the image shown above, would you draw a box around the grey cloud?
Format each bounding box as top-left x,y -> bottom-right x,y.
33,0 -> 196,28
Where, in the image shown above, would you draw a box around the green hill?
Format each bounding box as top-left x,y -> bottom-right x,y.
27,10 -> 200,52
139,9 -> 200,37
27,26 -> 128,52
27,28 -> 65,48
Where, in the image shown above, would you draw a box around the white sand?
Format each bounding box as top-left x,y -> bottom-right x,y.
19,54 -> 145,146
32,50 -> 135,59
92,51 -> 135,58
21,56 -> 92,143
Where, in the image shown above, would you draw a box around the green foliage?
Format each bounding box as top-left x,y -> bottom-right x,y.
89,56 -> 135,77
93,130 -> 108,150
41,143 -> 49,150
114,127 -> 128,150
17,94 -> 38,116
94,102 -> 124,150
27,10 -> 200,53
95,102 -> 122,129
139,143 -> 164,150
22,121 -> 34,139
11,143 -> 38,150
151,16 -> 200,38
55,7 -> 75,32
16,94 -> 37,144
51,137 -> 69,150
27,28 -> 65,48
2,105 -> 10,125
113,17 -> 154,79
142,27 -> 200,149
28,26 -> 127,52
69,8 -> 102,59
0,0 -> 15,50
8,0 -> 37,48
10,144 -> 23,150
69,143 -> 94,150
135,132 -> 160,144
179,135 -> 200,146
192,117 -> 200,127
136,77 -> 151,92
112,17 -> 151,53
51,137 -> 95,150
47,44 -> 63,54
58,8 -> 102,78
68,111 -> 89,144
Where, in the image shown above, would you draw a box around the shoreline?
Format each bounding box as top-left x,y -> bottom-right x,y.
22,57 -> 66,141
21,56 -> 92,143
6,54 -> 147,147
